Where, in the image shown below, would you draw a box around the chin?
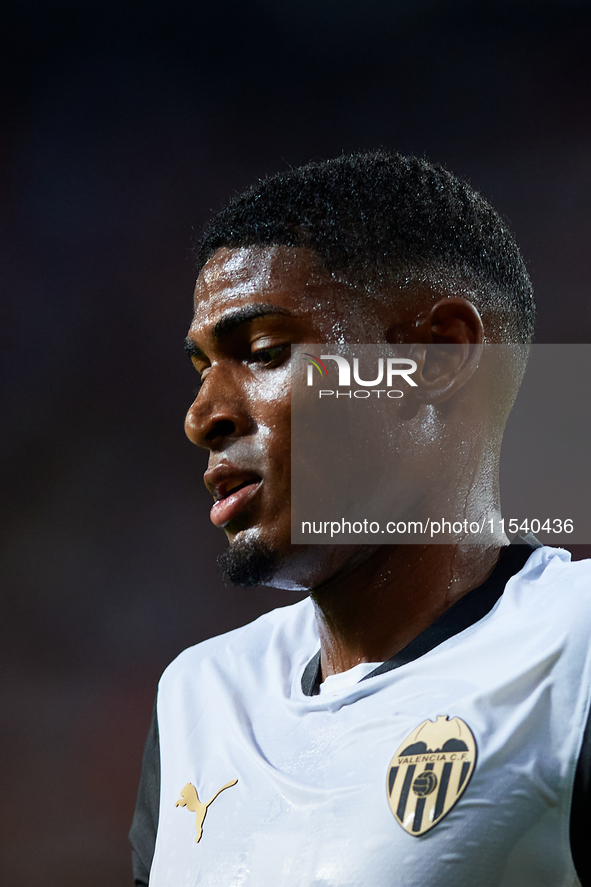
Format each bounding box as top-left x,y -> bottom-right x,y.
217,526 -> 312,591
217,531 -> 281,588
218,527 -> 365,594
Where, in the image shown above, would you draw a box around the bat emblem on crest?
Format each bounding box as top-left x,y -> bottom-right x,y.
387,715 -> 477,837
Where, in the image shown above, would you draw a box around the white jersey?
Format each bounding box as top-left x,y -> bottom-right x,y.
148,546 -> 591,886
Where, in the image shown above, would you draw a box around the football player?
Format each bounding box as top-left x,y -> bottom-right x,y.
130,152 -> 591,886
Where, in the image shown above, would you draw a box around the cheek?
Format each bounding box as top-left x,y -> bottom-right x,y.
249,374 -> 292,518
258,420 -> 292,495
252,377 -> 292,462
255,426 -> 292,531
254,364 -> 292,404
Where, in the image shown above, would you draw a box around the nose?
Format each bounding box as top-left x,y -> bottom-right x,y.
184,367 -> 252,450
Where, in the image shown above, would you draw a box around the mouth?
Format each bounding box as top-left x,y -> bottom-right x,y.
206,470 -> 263,528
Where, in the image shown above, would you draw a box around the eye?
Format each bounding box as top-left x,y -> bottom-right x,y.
250,344 -> 289,366
190,363 -> 210,397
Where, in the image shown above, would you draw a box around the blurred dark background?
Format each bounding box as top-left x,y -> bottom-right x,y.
2,1 -> 591,883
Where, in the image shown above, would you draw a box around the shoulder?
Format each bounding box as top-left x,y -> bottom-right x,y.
502,545 -> 591,639
509,545 -> 591,596
158,596 -> 317,698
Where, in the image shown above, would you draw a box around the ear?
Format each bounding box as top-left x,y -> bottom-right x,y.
410,298 -> 484,403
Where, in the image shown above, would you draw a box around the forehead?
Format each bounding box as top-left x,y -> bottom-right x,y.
192,245 -> 343,324
189,245 -> 426,345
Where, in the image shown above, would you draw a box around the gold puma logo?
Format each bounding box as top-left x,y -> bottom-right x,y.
175,779 -> 238,843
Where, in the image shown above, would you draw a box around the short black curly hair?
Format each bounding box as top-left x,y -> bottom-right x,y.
194,151 -> 534,343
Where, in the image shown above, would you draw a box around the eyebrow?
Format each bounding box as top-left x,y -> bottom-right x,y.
184,304 -> 293,360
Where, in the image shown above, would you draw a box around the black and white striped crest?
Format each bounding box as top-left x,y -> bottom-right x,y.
387,715 -> 477,837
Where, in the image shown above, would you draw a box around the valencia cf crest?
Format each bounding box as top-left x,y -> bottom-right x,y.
386,715 -> 477,837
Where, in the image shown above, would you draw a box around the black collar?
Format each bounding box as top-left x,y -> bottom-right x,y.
301,535 -> 541,696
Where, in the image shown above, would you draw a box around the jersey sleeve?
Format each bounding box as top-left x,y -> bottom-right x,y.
571,696 -> 591,886
129,699 -> 160,886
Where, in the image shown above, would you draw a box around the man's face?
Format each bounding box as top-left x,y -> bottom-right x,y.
184,245 -> 410,589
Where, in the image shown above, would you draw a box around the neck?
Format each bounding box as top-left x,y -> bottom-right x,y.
311,538 -> 505,679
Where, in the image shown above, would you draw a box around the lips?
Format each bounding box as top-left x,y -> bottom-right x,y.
204,465 -> 262,528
